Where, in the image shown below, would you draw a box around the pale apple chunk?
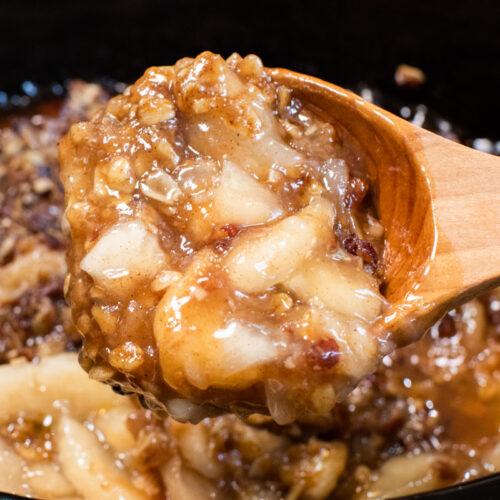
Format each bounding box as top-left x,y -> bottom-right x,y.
24,463 -> 76,499
285,258 -> 384,322
140,168 -> 183,205
184,111 -> 305,181
357,453 -> 443,499
212,320 -> 278,379
224,198 -> 335,294
154,251 -> 278,393
93,406 -> 136,454
174,53 -> 304,180
318,309 -> 378,381
0,438 -> 31,496
0,353 -> 126,424
162,456 -> 228,500
280,440 -> 348,499
80,220 -> 167,296
212,161 -> 282,225
56,416 -> 147,500
154,250 -> 226,391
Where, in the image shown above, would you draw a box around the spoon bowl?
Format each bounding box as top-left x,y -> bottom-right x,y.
269,67 -> 500,346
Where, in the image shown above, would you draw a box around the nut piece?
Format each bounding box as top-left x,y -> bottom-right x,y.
237,54 -> 265,79
151,270 -> 183,292
69,121 -> 91,144
109,341 -> 145,372
138,97 -> 175,125
33,177 -> 54,195
94,157 -> 135,197
89,364 -> 115,381
271,292 -> 294,314
277,86 -> 292,114
91,305 -> 117,335
76,313 -> 91,335
107,157 -> 134,192
156,138 -> 180,165
395,64 -> 426,87
311,384 -> 336,414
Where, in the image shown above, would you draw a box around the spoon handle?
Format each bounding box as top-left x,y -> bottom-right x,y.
386,127 -> 500,343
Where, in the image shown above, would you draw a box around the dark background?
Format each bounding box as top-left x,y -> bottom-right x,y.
0,0 -> 498,138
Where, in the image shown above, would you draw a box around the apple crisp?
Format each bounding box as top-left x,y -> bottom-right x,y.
59,52 -> 387,423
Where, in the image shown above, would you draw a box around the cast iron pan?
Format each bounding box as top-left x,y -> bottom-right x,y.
0,1 -> 498,499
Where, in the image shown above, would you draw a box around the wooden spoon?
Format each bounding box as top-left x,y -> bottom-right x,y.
269,68 -> 500,347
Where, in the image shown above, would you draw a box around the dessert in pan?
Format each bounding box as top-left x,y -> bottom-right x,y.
0,54 -> 499,499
